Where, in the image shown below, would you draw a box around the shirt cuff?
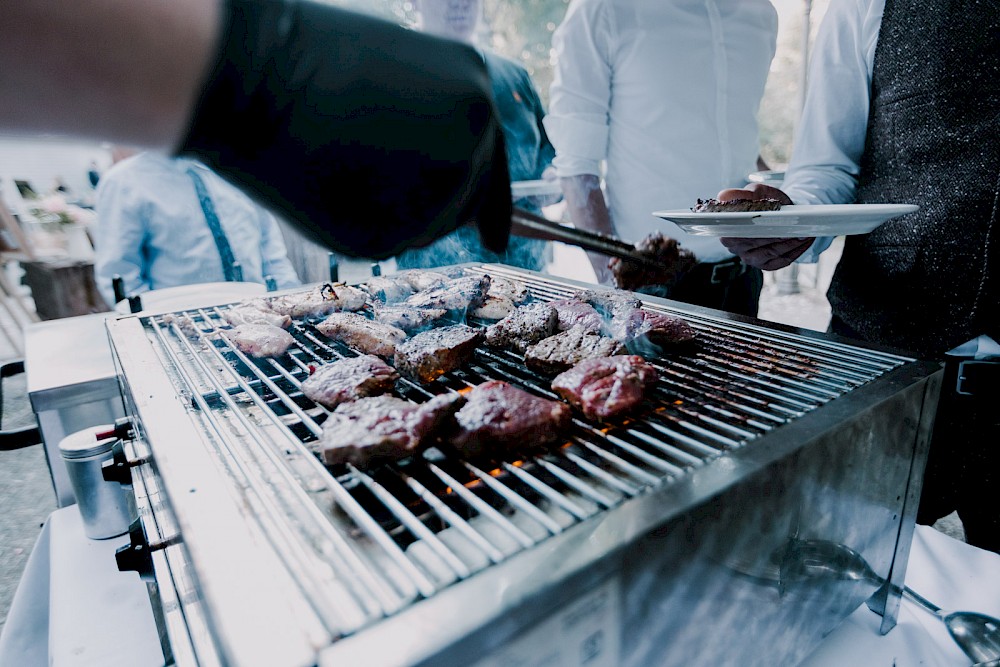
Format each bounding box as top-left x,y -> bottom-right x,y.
795,237 -> 834,264
543,114 -> 609,176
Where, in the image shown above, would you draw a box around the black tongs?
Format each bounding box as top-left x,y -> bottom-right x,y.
510,207 -> 659,268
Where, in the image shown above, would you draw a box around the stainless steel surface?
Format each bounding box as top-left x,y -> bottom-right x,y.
104,266 -> 943,667
26,313 -> 126,506
59,426 -> 130,539
784,538 -> 1000,663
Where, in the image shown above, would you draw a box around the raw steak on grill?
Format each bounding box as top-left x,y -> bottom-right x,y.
226,323 -> 296,358
551,355 -> 659,420
523,325 -> 626,375
300,354 -> 399,410
264,283 -> 367,319
394,325 -> 483,384
485,302 -> 558,353
403,275 -> 491,313
449,381 -> 571,457
315,312 -> 407,358
371,303 -> 448,334
548,299 -> 603,333
318,393 -> 465,467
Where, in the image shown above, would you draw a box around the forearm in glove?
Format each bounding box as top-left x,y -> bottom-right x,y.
178,0 -> 511,259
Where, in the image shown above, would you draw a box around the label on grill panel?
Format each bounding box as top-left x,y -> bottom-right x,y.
472,576 -> 621,667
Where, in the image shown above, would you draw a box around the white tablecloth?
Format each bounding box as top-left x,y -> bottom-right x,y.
1,510 -> 997,667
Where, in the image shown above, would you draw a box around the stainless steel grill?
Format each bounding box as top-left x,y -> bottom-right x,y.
106,265 -> 941,667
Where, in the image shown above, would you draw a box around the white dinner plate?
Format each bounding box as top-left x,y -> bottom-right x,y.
510,179 -> 563,199
652,203 -> 919,238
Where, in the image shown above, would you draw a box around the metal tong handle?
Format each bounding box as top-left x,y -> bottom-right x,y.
510,207 -> 661,269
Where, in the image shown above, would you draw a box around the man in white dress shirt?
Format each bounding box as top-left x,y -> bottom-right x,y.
545,0 -> 777,315
718,0 -> 999,552
94,151 -> 301,307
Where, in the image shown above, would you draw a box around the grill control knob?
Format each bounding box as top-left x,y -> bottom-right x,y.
115,518 -> 180,581
101,440 -> 148,485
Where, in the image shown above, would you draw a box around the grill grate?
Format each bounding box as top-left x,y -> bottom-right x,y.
139,265 -> 910,640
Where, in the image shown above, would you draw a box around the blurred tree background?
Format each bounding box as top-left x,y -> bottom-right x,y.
332,0 -> 830,172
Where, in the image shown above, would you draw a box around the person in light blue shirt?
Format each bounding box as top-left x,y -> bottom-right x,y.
94,150 -> 301,307
395,0 -> 557,272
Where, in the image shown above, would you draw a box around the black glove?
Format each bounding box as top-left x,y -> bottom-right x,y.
179,0 -> 511,259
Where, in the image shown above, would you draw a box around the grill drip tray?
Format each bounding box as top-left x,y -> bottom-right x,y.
106,264 -> 941,667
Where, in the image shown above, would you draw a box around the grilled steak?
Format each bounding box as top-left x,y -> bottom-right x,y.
523,325 -> 626,375
226,323 -> 296,358
486,276 -> 530,305
318,393 -> 465,467
265,283 -> 367,319
371,303 -> 448,334
222,303 -> 292,329
552,355 -> 659,420
548,299 -> 603,333
398,269 -> 450,292
609,232 -> 697,291
485,302 -> 558,353
403,275 -> 491,312
575,289 -> 642,322
469,294 -> 515,321
394,325 -> 483,384
300,354 -> 399,410
692,197 -> 783,213
450,381 -> 571,457
359,275 -> 414,304
606,309 -> 697,348
315,312 -> 407,358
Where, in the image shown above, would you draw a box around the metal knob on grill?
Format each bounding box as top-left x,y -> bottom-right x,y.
115,518 -> 180,581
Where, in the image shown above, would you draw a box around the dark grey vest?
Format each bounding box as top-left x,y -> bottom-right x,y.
827,0 -> 1000,359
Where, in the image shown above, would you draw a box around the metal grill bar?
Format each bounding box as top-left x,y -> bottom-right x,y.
136,264 -> 912,647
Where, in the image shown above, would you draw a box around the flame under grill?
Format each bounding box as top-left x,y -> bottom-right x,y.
136,265 -> 910,642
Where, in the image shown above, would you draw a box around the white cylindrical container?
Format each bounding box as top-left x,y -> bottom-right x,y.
59,425 -> 131,539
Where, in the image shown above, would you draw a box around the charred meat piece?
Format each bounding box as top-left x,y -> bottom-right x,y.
692,197 -> 783,213
485,302 -> 558,353
524,325 -> 626,375
609,232 -> 697,291
222,303 -> 292,329
315,312 -> 407,358
318,393 -> 465,467
552,355 -> 659,420
394,325 -> 483,384
300,354 -> 399,410
605,309 -> 697,348
226,323 -> 296,358
450,381 -> 571,457
487,276 -> 530,305
359,275 -> 414,304
469,294 -> 515,321
403,275 -> 491,313
371,303 -> 448,334
398,269 -> 450,292
548,299 -> 603,333
265,283 -> 367,319
575,289 -> 642,322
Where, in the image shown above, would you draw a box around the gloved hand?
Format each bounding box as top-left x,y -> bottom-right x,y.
179,0 -> 511,259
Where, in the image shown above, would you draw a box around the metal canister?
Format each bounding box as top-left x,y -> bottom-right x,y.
59,425 -> 131,539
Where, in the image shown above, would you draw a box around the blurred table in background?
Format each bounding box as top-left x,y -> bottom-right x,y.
21,259 -> 108,321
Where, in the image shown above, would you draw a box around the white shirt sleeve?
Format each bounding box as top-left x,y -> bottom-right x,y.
783,0 -> 884,262
93,171 -> 150,307
544,0 -> 614,178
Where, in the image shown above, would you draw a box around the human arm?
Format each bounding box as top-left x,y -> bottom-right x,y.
560,175 -> 616,284
2,0 -> 510,260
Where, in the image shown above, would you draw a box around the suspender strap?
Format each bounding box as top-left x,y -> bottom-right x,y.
186,167 -> 240,282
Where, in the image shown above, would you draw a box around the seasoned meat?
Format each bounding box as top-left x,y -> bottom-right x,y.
397,269 -> 450,292
692,197 -> 783,213
226,323 -> 296,358
450,381 -> 571,457
359,275 -> 414,304
404,275 -> 491,312
162,313 -> 204,338
265,283 -> 367,319
222,303 -> 292,329
318,393 -> 465,467
605,309 -> 697,348
523,325 -> 626,375
485,302 -> 558,353
394,325 -> 483,384
300,354 -> 399,410
575,289 -> 642,322
609,232 -> 697,292
371,303 -> 448,334
469,294 -> 515,321
548,299 -> 603,333
487,276 -> 530,305
315,312 -> 407,358
552,355 -> 659,420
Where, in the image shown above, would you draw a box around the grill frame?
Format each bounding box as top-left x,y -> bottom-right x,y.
106,265 -> 942,667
